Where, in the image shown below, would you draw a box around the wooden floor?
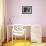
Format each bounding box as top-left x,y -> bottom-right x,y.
3,40 -> 46,46
3,40 -> 31,46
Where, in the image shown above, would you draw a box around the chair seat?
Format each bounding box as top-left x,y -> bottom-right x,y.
13,31 -> 25,36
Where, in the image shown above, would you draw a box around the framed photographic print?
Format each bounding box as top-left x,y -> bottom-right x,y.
22,6 -> 32,14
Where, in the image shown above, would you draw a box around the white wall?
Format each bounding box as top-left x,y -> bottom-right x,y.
0,0 -> 4,42
7,0 -> 46,37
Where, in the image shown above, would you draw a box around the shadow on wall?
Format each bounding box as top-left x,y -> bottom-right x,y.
42,26 -> 46,42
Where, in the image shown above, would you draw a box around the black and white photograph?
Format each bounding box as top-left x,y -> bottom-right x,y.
22,6 -> 32,14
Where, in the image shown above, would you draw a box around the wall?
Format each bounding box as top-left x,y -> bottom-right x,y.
0,0 -> 3,42
6,0 -> 46,37
32,0 -> 46,37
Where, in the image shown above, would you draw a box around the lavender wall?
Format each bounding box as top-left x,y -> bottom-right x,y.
7,0 -> 46,37
32,0 -> 46,37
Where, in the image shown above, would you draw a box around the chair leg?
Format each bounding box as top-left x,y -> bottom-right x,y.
15,36 -> 16,42
25,30 -> 26,43
1,42 -> 3,46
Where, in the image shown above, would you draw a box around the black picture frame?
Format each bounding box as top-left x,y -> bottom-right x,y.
22,6 -> 32,14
